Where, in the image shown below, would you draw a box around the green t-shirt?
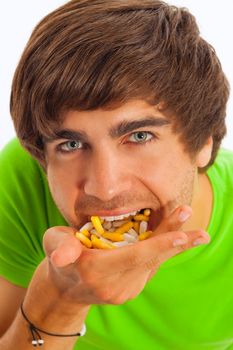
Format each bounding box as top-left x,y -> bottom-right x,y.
1,138 -> 233,350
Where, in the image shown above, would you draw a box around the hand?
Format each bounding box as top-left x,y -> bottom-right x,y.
43,206 -> 210,305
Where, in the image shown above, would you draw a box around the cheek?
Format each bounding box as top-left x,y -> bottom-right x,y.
137,152 -> 176,186
137,151 -> 193,204
46,165 -> 78,213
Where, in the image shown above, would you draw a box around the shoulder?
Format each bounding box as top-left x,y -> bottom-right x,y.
208,148 -> 233,173
0,140 -> 47,286
213,148 -> 233,166
0,138 -> 46,190
0,139 -> 67,288
207,148 -> 233,191
0,138 -> 50,231
0,138 -> 67,226
0,138 -> 67,232
0,138 -> 40,173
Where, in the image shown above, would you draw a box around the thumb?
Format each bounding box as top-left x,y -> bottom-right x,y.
43,226 -> 83,267
153,205 -> 192,235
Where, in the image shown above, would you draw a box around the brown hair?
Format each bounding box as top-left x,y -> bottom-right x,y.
10,0 -> 230,170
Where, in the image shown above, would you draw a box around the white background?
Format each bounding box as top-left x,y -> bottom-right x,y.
0,0 -> 232,150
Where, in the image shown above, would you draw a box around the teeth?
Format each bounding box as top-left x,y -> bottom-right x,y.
100,210 -> 139,222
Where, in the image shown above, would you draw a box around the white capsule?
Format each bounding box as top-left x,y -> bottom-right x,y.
127,228 -> 138,238
123,233 -> 137,243
99,236 -> 114,244
80,222 -> 93,232
139,221 -> 148,234
112,241 -> 129,247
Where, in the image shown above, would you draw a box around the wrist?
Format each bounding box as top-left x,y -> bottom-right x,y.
23,259 -> 90,334
20,302 -> 87,347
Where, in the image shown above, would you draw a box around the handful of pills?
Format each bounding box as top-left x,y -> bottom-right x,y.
75,209 -> 152,249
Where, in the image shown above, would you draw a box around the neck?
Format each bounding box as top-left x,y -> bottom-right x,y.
182,172 -> 213,232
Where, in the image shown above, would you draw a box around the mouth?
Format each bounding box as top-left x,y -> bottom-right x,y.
78,207 -> 160,233
75,206 -> 164,249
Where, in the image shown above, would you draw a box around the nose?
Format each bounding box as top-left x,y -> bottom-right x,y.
83,148 -> 131,201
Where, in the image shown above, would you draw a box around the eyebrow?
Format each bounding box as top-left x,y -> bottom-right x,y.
109,116 -> 171,138
44,115 -> 171,143
43,129 -> 88,144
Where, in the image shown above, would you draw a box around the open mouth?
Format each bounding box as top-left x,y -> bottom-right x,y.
75,207 -> 160,249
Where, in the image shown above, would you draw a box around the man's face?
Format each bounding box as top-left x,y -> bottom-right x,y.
45,100 -> 199,230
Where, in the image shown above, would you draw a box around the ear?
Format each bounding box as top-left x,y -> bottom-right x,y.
196,137 -> 213,168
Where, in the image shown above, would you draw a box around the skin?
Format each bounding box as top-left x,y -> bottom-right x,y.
0,99 -> 212,349
44,99 -> 213,232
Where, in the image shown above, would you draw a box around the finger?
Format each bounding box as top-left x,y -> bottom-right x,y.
94,229 -> 210,273
43,226 -> 83,267
153,205 -> 192,236
139,229 -> 210,270
146,229 -> 211,280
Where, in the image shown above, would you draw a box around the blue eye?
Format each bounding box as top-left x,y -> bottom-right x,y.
128,131 -> 154,143
57,140 -> 82,152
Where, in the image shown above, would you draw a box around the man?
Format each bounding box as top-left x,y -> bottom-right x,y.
0,0 -> 231,349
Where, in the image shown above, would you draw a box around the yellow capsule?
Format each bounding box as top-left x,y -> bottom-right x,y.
81,229 -> 91,238
133,221 -> 139,233
139,231 -> 152,241
102,232 -> 124,242
91,216 -> 105,235
91,234 -> 97,241
75,232 -> 92,248
143,208 -> 151,216
133,214 -> 149,222
114,221 -> 134,235
91,234 -> 115,249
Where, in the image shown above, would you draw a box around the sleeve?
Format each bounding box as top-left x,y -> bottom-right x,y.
0,139 -> 49,288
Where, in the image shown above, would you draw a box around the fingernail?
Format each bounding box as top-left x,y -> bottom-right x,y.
173,238 -> 187,247
193,238 -> 209,246
179,211 -> 191,222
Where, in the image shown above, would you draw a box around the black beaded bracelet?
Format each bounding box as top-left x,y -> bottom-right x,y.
20,303 -> 86,347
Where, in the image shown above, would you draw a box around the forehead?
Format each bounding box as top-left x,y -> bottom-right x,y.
61,99 -> 171,128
